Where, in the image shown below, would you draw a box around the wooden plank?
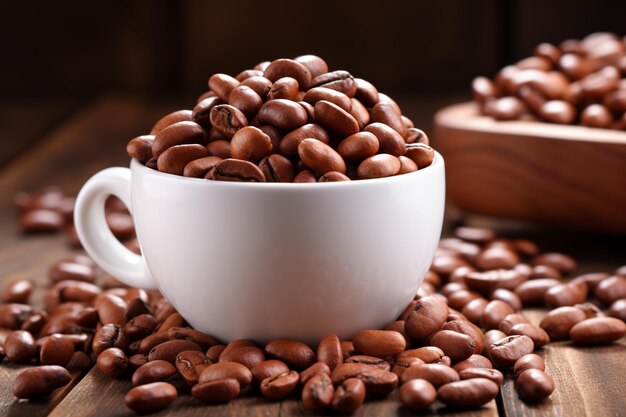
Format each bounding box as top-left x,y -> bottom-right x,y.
500,310 -> 626,417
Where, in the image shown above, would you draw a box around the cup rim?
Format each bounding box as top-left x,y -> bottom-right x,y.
131,151 -> 443,188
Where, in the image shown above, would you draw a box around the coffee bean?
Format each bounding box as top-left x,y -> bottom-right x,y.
489,335 -> 535,367
345,355 -> 390,371
482,300 -> 515,330
357,154 -> 401,179
132,359 -> 177,386
175,350 -> 210,386
302,371 -> 334,412
371,102 -> 406,137
199,362 -> 253,388
475,246 -> 520,270
350,98 -> 370,129
331,363 -> 398,395
152,121 -> 206,158
405,296 -> 449,339
332,377 -> 366,414
399,346 -> 445,364
337,132 -> 379,162
293,55 -> 328,78
499,313 -> 531,334
148,340 -> 202,364
452,354 -> 493,373
97,347 -> 129,378
509,323 -> 550,348
157,144 -> 208,175
228,85 -> 263,117
235,69 -> 264,81
3,279 -> 34,304
490,288 -> 523,311
319,171 -> 350,182
539,306 -> 587,340
472,77 -> 499,104
125,382 -> 177,413
40,333 -> 74,366
310,70 -> 356,97
298,138 -> 346,175
5,330 -> 37,363
13,366 -> 71,399
300,362 -> 332,385
19,209 -> 65,233
206,139 -> 231,159
609,299 -> 626,321
230,126 -> 273,163
278,123 -> 329,157
352,330 -> 406,358
317,333 -> 342,370
513,353 -> 545,377
404,143 -> 435,168
126,135 -> 155,162
209,104 -> 248,138
515,279 -> 562,306
95,293 -> 127,326
516,369 -> 554,402
67,351 -> 93,370
438,378 -> 500,407
400,363 -> 459,388
443,320 -> 485,354
314,100 -> 359,137
264,59 -> 312,89
192,377 -> 240,403
459,367 -> 504,385
250,360 -> 290,385
260,370 -> 299,399
207,158 -> 265,182
264,339 -> 316,370
595,275 -> 626,305
462,298 -> 489,325
570,317 -> 626,345
544,283 -> 587,308
267,77 -> 300,101
240,76 -> 273,98
430,330 -> 476,363
304,87 -> 352,111
209,73 -> 240,101
219,345 -> 265,369
364,122 -> 406,156
192,96 -> 223,128
293,169 -> 316,183
258,99 -> 308,131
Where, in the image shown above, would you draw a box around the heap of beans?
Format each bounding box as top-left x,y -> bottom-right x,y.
3,209 -> 626,413
126,55 -> 434,182
472,32 -> 626,129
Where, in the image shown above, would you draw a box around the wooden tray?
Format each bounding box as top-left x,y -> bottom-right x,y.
435,102 -> 626,234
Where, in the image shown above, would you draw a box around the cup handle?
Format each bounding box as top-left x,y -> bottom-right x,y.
74,167 -> 157,290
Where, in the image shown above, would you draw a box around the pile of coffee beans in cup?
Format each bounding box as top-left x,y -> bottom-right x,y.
4,202 -> 626,414
472,32 -> 626,129
126,55 -> 435,182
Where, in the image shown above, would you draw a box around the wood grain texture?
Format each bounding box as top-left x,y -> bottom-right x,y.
500,310 -> 626,417
435,102 -> 626,234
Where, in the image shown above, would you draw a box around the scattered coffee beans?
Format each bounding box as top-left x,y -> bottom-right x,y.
473,32 -> 626,129
127,55 -> 436,182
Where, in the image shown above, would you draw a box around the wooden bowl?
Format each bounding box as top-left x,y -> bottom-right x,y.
435,102 -> 626,234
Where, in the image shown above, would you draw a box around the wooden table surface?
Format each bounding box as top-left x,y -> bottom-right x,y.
0,95 -> 624,417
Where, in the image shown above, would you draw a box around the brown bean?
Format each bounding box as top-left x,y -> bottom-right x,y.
570,317 -> 626,345
314,100 -> 359,137
126,135 -> 155,162
352,330 -> 406,358
400,363 -> 459,388
40,333 -> 74,366
515,279 -> 562,306
258,99 -> 308,130
260,370 -> 299,399
300,362 -> 332,385
332,377 -> 366,414
310,70 -> 356,97
49,262 -> 95,283
398,156 -> 418,174
3,279 -> 34,304
459,368 -> 504,385
357,154 -> 401,179
499,313 -> 531,334
13,366 -> 71,399
206,158 -> 265,182
532,252 -> 577,274
405,295 -> 449,339
345,355 -> 390,371
544,283 -> 587,308
304,87 -> 351,111
228,85 -> 263,117
182,156 -> 222,178
581,104 -> 614,128
278,123 -> 329,157
264,59 -> 312,89
539,306 -> 587,340
331,363 -> 398,395
95,293 -> 127,326
609,299 -> 626,321
452,354 -> 493,373
199,362 -> 253,388
302,371 -> 334,412
209,104 -> 248,138
488,335 -> 535,368
363,122 -> 405,156
490,288 -> 523,311
509,323 -> 550,348
595,276 -> 626,305
513,353 -> 545,377
251,360 -> 290,385
298,138 -> 346,175
175,350 -> 211,386
462,298 -> 489,325
371,102 -> 406,137
317,333 -> 342,370
481,300 -> 515,330
5,330 -> 37,363
97,347 -> 128,378
404,143 -> 435,169
294,55 -> 328,78
472,76 -> 499,104
353,78 -> 379,106
235,69 -> 263,81
443,320 -> 485,355
240,76 -> 273,99
208,73 -> 239,101
206,139 -> 231,159
150,110 -> 193,135
132,359 -> 177,386
267,77 -> 300,101
192,96 -> 223,128
318,171 -> 351,182
350,98 -> 370,129
219,345 -> 265,369
192,377 -> 240,403
437,378 -> 500,407
430,330 -> 476,363
294,169 -> 317,183
230,126 -> 273,163
337,132 -> 380,163
152,121 -> 206,158
125,382 -> 177,413
264,339 -> 316,370
515,369 -> 554,402
148,340 -> 202,364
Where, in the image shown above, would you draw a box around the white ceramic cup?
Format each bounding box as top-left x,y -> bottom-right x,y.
74,153 -> 445,345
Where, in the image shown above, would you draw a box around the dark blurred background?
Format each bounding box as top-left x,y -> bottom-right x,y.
1,0 -> 625,165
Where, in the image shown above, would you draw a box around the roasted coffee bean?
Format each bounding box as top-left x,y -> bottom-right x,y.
357,154 -> 401,179
264,59 -> 312,89
3,279 -> 33,304
430,330 -> 476,363
302,371 -> 334,412
294,55 -> 328,79
209,73 -> 239,101
317,333 -> 342,370
13,366 -> 71,399
319,171 -> 350,182
152,121 -> 206,158
438,378 -> 500,407
482,300 -> 515,330
581,104 -> 614,128
514,353 -> 545,377
300,362 -> 332,385
124,298 -> 152,322
405,295 -> 449,339
404,143 -> 435,169
515,279 -> 562,306
544,283 -> 587,308
462,298 -> 489,325
230,126 -> 273,163
176,350 -> 211,386
399,378 -> 437,412
228,85 -> 263,117
337,132 -> 379,162
516,369 -> 554,402
452,354 -> 493,373
298,138 -> 346,175
264,339 -> 316,369
352,330 -> 406,358
570,317 -> 626,344
192,377 -> 240,403
125,382 -> 177,413
192,96 -> 223,128
391,356 -> 424,378
459,367 -> 504,385
251,360 -> 290,385
332,377 -> 366,414
49,261 -> 95,283
260,370 -> 299,399
595,275 -> 626,305
148,340 -> 202,364
127,135 -> 155,162
157,144 -> 208,175
125,314 -> 157,341
371,102 -> 406,137
206,140 -> 231,159
258,99 -> 308,131
167,327 -> 218,351
400,363 -> 459,387
207,158 -> 265,182
396,156 -> 418,174
220,339 -> 255,358
539,306 -> 587,340
490,288 -> 523,311
97,347 -> 129,378
310,70 -> 356,97
314,100 -> 359,137
67,351 -> 93,370
257,154 -> 294,183
278,123 -> 329,157
489,335 -> 535,367
345,355 -> 390,371
219,345 -> 265,369
509,323 -> 550,348
532,253 -> 577,274
475,246 -> 520,270
150,110 -> 193,135
133,359 -> 177,386
5,330 -> 37,363
209,105 -> 248,138
364,122 -> 405,156
240,76 -> 273,98
199,362 -> 253,388
304,87 -> 351,111
609,299 -> 626,321
350,98 -> 370,129
331,363 -> 398,395
499,313 -> 531,334
128,354 -> 148,371
95,293 -> 127,326
235,69 -> 263,81
40,333 -> 74,366
267,77 -> 300,101
443,320 -> 485,354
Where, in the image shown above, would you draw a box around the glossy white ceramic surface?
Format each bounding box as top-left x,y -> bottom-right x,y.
75,153 -> 445,344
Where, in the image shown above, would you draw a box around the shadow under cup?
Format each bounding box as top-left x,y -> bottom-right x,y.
76,153 -> 445,345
